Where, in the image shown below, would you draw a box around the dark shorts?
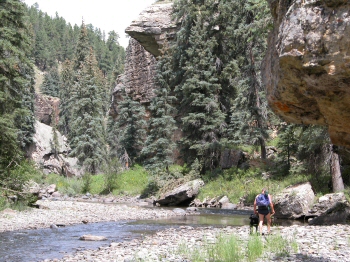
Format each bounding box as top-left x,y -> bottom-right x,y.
257,207 -> 270,216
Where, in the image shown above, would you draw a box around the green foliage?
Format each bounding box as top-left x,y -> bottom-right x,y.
102,158 -> 122,194
115,89 -> 146,163
81,173 -> 92,194
208,234 -> 243,262
26,4 -> 125,77
111,165 -> 149,196
247,234 -> 263,261
68,25 -> 108,174
45,173 -> 83,196
0,0 -> 35,173
177,232 -> 298,261
142,45 -> 177,172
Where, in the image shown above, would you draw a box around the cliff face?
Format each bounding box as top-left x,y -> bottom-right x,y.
110,38 -> 157,119
263,0 -> 350,147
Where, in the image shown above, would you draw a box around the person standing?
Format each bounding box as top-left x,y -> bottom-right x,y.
254,188 -> 275,235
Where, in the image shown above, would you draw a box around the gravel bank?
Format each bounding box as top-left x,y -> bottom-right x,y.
0,200 -> 175,232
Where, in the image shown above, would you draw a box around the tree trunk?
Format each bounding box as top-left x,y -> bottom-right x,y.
330,145 -> 344,192
259,137 -> 267,160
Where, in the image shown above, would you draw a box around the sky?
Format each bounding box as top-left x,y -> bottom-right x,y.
22,0 -> 156,48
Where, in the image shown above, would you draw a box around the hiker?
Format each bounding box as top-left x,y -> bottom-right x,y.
254,188 -> 275,235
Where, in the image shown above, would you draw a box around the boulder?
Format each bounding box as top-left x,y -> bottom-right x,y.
274,182 -> 315,219
219,149 -> 246,169
27,121 -> 81,177
307,192 -> 347,217
307,192 -> 350,225
219,196 -> 230,205
308,201 -> 350,225
221,203 -> 237,210
155,179 -> 205,206
263,0 -> 350,148
79,235 -> 107,241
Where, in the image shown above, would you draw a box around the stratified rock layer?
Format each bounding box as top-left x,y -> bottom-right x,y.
263,0 -> 350,147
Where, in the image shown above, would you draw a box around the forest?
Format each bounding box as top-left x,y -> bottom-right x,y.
0,0 -> 349,208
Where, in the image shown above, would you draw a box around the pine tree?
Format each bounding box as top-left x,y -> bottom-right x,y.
141,45 -> 177,172
0,0 -> 35,172
69,48 -> 107,174
74,21 -> 90,71
223,0 -> 271,159
115,89 -> 146,164
59,59 -> 74,136
179,17 -> 227,171
41,66 -> 60,97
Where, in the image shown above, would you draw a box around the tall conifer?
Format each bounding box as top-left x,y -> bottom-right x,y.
0,0 -> 35,171
116,90 -> 146,164
141,45 -> 177,172
69,48 -> 107,174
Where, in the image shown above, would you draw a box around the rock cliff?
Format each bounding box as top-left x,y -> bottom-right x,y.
35,93 -> 60,126
110,38 -> 157,119
263,0 -> 350,147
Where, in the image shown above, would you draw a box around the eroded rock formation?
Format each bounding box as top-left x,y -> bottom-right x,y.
263,0 -> 350,147
125,1 -> 178,57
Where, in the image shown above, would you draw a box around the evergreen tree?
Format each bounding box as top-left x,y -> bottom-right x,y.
41,66 -> 60,97
0,0 -> 35,172
178,17 -> 227,171
69,48 -> 107,174
116,90 -> 146,164
59,59 -> 74,136
141,45 -> 177,172
74,21 -> 90,71
224,0 -> 271,159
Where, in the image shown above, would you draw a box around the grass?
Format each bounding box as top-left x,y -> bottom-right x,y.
41,165 -> 149,197
176,232 -> 298,261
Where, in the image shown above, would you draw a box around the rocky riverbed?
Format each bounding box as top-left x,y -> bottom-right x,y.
1,200 -> 350,262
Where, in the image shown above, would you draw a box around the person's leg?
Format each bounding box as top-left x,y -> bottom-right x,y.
258,213 -> 264,234
266,213 -> 271,233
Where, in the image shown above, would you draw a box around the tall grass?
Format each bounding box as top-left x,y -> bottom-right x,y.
42,165 -> 149,197
176,232 -> 298,261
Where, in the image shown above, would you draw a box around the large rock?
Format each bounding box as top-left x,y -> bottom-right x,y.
274,182 -> 315,219
27,121 -> 81,177
155,179 -> 205,206
125,1 -> 179,57
263,0 -> 350,148
309,201 -> 350,225
307,192 -> 350,224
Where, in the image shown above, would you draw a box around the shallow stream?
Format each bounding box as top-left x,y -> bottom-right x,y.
0,207 -> 303,262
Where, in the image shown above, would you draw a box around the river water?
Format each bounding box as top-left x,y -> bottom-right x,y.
0,207 -> 303,262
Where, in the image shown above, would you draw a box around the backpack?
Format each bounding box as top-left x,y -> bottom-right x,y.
256,193 -> 270,207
